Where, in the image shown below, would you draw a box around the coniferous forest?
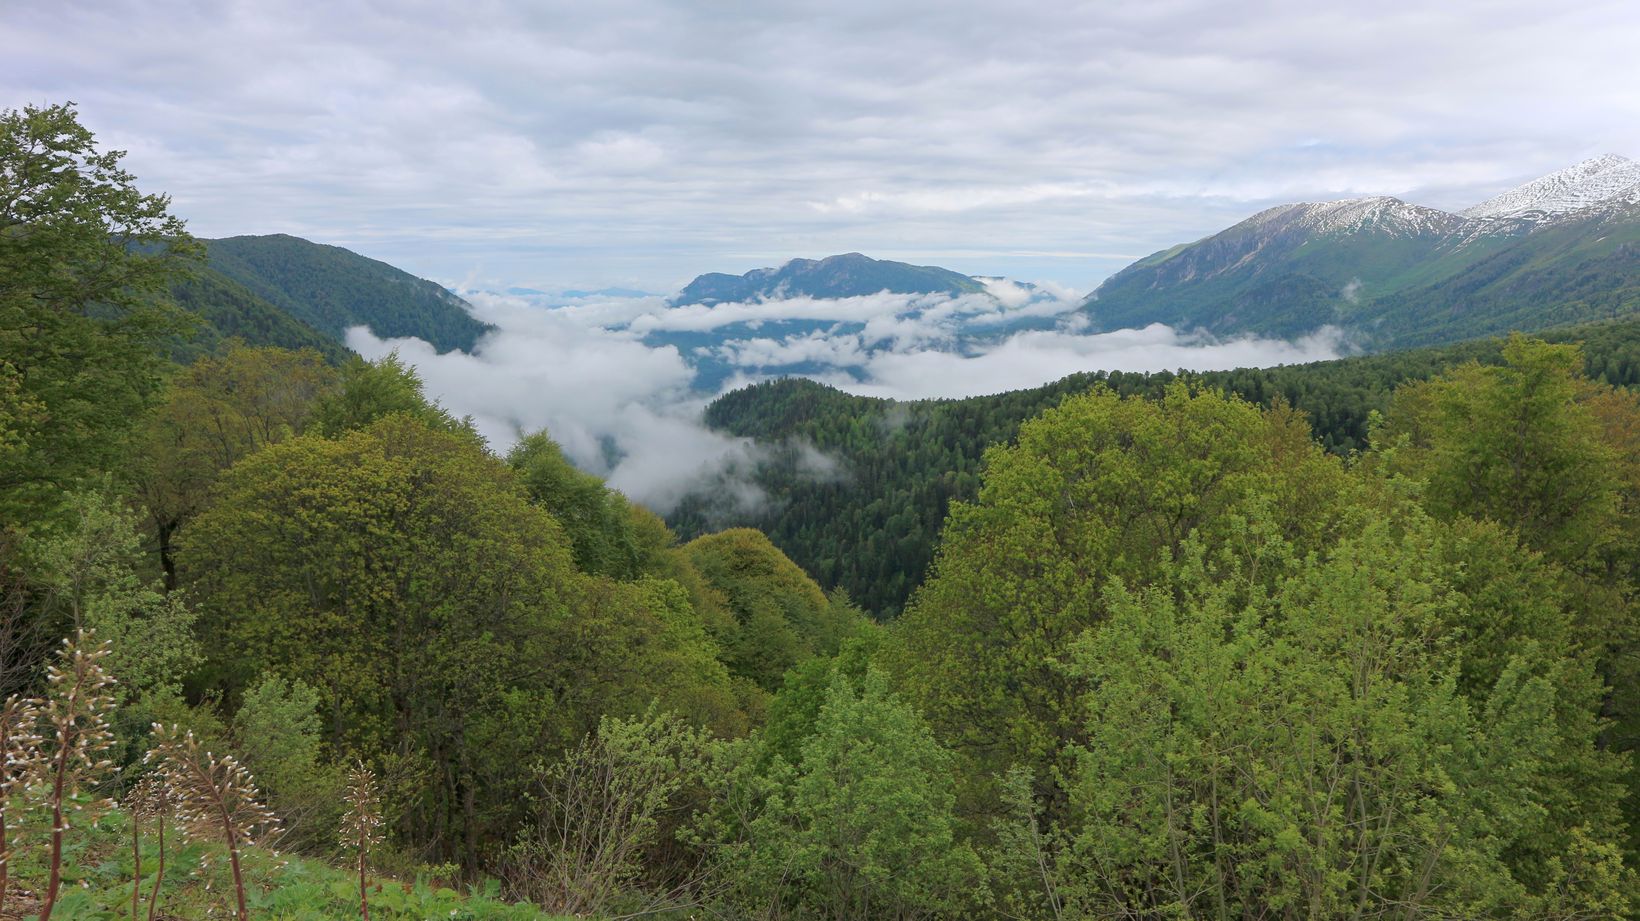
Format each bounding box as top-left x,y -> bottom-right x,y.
5,101 -> 1640,921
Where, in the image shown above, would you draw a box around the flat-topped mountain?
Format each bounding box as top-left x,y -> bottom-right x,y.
1082,155 -> 1640,346
672,252 -> 987,305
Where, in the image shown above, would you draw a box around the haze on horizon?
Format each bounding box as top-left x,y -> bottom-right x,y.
7,0 -> 1640,294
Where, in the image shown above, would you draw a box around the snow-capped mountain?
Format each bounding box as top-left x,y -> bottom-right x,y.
1078,155 -> 1640,346
1461,154 -> 1640,221
1245,196 -> 1467,238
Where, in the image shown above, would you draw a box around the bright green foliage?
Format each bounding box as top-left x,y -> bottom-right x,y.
708,669 -> 981,920
1379,336 -> 1640,858
0,102 -> 200,523
623,502 -> 741,636
235,674 -> 342,853
26,488 -> 198,696
1380,336 -> 1622,569
892,383 -> 1351,821
984,765 -> 1068,921
759,624 -> 882,767
502,710 -> 713,916
544,575 -> 748,740
509,432 -> 645,579
130,343 -> 337,586
684,529 -> 867,693
312,351 -> 476,439
177,413 -> 750,867
179,414 -> 581,866
1060,508 -> 1633,918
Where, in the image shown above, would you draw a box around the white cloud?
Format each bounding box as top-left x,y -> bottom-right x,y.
348,289 -> 1344,512
346,293 -> 769,512
833,325 -> 1344,400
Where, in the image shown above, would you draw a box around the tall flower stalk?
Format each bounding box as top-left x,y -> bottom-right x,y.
146,724 -> 278,921
0,694 -> 41,917
125,775 -> 171,921
339,762 -> 384,921
36,631 -> 118,921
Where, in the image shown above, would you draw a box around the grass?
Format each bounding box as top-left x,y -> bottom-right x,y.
3,803 -> 573,921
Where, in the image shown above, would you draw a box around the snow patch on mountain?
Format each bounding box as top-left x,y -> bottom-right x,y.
1460,154 -> 1640,221
1243,196 -> 1464,238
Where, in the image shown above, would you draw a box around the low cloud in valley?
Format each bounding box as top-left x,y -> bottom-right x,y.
351,290 -> 1342,511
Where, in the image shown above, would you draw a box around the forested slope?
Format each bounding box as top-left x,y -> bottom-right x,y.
670,315 -> 1640,615
204,233 -> 492,352
166,264 -> 351,363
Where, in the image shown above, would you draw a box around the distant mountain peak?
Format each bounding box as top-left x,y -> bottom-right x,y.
671,253 -> 984,305
1460,154 -> 1640,220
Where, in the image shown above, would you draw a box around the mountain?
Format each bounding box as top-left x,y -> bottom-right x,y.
672,252 -> 987,305
1460,154 -> 1640,220
1081,155 -> 1640,346
643,253 -> 1064,390
202,234 -> 491,352
168,266 -> 351,363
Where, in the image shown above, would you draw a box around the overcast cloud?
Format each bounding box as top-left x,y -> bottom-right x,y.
7,0 -> 1640,292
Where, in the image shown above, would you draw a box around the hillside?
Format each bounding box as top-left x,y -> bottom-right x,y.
668,313 -> 1640,616
167,264 -> 351,362
1082,155 -> 1640,346
204,234 -> 492,352
672,252 -> 988,305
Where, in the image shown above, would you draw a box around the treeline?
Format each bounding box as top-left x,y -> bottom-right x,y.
6,101 -> 1640,920
671,316 -> 1640,615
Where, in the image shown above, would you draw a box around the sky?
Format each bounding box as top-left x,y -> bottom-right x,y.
10,0 -> 1640,509
8,0 -> 1640,295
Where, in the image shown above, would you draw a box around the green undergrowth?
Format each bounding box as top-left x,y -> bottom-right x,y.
8,806 -> 570,921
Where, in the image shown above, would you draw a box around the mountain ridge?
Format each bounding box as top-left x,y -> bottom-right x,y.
203,234 -> 492,352
672,252 -> 988,305
164,234 -> 493,361
1079,155 -> 1640,345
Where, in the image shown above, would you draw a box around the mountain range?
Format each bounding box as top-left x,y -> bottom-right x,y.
165,156 -> 1640,387
1081,154 -> 1640,347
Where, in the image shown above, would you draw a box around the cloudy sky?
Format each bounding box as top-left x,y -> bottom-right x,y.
8,0 -> 1640,294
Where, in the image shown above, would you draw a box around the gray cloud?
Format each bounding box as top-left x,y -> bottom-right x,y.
6,0 -> 1639,292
